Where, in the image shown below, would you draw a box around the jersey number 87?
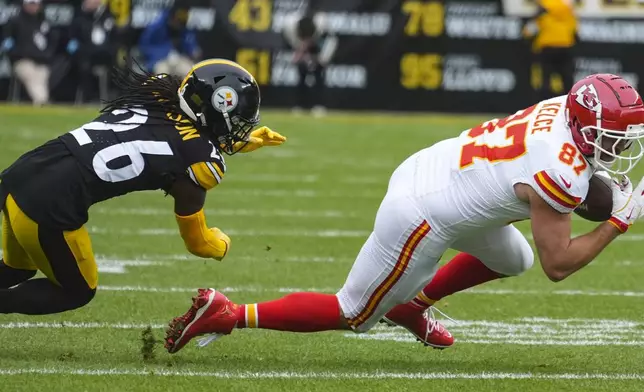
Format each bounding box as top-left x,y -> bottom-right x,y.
459,105 -> 537,169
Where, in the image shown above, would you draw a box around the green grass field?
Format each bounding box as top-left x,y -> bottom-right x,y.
0,105 -> 643,392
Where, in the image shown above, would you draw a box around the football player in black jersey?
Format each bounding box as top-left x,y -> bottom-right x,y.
0,59 -> 285,315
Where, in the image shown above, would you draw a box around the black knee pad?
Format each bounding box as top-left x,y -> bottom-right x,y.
76,288 -> 96,307
64,287 -> 96,310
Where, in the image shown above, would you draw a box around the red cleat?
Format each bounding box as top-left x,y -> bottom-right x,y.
381,306 -> 455,349
164,288 -> 239,354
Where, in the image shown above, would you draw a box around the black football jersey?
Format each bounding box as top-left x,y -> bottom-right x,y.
0,107 -> 226,230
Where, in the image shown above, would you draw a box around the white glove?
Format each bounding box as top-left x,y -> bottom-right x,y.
609,175 -> 644,233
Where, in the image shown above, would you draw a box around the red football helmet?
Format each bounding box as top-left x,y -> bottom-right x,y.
565,73 -> 644,175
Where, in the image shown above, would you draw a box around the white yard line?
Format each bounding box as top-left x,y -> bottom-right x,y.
524,233 -> 644,242
96,285 -> 644,297
0,322 -> 165,329
98,286 -> 338,293
92,206 -> 587,221
93,207 -> 359,219
0,368 -> 642,380
5,318 -> 644,348
467,288 -> 644,297
245,151 -> 398,169
214,189 -> 384,198
13,249 -> 644,267
615,260 -> 644,266
96,259 -> 168,266
348,317 -> 644,346
1,317 -> 637,330
233,256 -> 349,263
223,174 -> 385,184
1,251 -> 350,264
95,259 -> 169,275
339,176 -> 383,184
79,227 -> 644,241
347,334 -> 644,346
97,265 -> 126,274
225,174 -> 320,183
87,227 -> 371,238
95,254 -> 193,262
82,227 -> 644,241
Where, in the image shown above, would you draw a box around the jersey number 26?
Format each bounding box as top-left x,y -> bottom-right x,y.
69,108 -> 173,183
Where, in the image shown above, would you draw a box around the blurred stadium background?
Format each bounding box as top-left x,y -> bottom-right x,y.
1,1 -> 644,391
1,0 -> 641,112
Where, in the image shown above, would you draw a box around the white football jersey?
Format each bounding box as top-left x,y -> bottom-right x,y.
410,95 -> 594,235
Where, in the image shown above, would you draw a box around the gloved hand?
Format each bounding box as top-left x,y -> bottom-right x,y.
231,126 -> 287,153
608,175 -> 644,233
209,227 -> 231,261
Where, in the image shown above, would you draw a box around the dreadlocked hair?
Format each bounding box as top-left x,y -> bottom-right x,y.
100,59 -> 195,126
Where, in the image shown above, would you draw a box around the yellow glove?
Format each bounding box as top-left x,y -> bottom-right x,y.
176,210 -> 231,261
233,126 -> 287,153
208,227 -> 231,261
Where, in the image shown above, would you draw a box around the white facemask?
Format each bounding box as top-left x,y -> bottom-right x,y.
580,103 -> 644,175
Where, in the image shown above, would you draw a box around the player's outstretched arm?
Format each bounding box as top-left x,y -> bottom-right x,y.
168,177 -> 231,261
525,184 -> 620,282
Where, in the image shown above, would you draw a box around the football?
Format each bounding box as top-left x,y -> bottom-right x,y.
574,172 -> 613,222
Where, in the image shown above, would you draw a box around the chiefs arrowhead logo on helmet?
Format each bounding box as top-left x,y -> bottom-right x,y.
574,84 -> 600,112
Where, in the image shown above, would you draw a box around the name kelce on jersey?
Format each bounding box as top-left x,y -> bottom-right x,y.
530,102 -> 562,134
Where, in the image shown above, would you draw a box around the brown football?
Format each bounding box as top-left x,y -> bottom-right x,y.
574,172 -> 613,222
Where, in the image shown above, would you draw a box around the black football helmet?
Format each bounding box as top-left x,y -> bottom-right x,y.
178,59 -> 261,154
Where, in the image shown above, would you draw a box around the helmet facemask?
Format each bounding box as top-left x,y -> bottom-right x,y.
581,103 -> 644,175
217,108 -> 259,155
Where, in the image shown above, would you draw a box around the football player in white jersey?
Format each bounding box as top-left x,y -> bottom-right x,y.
164,74 -> 644,354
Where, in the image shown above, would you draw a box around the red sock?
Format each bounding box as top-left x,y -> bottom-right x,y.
235,292 -> 343,332
407,252 -> 503,310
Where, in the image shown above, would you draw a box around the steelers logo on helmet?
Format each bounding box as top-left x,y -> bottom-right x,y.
212,86 -> 238,114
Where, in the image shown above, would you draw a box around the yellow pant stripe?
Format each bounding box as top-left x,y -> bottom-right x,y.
246,304 -> 258,328
415,291 -> 436,307
348,221 -> 431,328
63,228 -> 98,290
2,204 -> 35,270
4,195 -> 59,284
